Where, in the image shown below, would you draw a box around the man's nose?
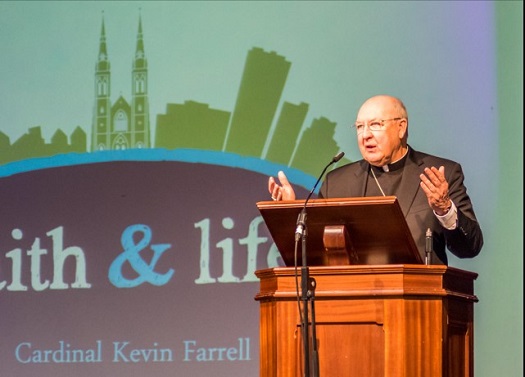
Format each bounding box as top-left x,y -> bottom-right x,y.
361,124 -> 373,138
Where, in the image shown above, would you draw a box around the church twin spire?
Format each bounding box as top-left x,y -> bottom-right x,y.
91,12 -> 150,151
135,14 -> 145,62
98,15 -> 108,63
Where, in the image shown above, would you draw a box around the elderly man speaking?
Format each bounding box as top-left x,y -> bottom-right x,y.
268,95 -> 483,265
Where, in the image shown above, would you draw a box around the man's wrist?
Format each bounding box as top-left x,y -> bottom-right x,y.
440,200 -> 452,216
435,201 -> 457,230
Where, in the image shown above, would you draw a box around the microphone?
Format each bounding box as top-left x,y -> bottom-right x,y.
425,228 -> 433,265
295,151 -> 345,242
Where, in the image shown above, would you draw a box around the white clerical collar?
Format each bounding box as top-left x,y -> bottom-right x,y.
380,147 -> 409,173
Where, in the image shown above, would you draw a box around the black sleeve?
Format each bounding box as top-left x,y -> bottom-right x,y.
443,162 -> 484,258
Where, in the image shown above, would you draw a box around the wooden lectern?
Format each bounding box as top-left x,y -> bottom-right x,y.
255,198 -> 478,377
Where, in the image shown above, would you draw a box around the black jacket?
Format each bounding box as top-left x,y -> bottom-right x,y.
318,147 -> 483,264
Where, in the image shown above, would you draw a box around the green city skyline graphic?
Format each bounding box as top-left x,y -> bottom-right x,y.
0,15 -> 351,177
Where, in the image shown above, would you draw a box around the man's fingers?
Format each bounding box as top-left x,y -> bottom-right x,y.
419,181 -> 431,195
419,172 -> 434,190
277,170 -> 291,187
430,166 -> 446,181
424,166 -> 446,186
268,176 -> 276,193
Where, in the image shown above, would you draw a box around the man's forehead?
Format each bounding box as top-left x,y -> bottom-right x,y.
357,105 -> 391,119
357,98 -> 397,118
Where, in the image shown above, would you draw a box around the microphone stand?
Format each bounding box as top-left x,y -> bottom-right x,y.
296,209 -> 317,377
299,228 -> 319,377
295,152 -> 344,377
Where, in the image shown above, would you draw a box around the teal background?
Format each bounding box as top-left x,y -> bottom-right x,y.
0,1 -> 522,375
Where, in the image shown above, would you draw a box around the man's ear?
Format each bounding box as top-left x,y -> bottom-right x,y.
398,118 -> 408,140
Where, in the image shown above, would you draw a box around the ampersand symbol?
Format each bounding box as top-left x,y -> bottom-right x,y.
109,224 -> 174,288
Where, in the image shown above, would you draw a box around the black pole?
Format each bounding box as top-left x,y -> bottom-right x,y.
295,151 -> 345,377
309,276 -> 319,377
300,220 -> 319,377
301,268 -> 310,376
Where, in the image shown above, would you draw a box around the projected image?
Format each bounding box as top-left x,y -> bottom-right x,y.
0,1 -> 504,376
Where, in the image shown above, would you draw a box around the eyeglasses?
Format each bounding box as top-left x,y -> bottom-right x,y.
353,117 -> 403,134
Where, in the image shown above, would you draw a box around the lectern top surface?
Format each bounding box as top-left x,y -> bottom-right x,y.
257,196 -> 423,266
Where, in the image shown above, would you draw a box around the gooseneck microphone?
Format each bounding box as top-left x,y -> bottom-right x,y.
294,151 -> 344,377
295,151 -> 345,241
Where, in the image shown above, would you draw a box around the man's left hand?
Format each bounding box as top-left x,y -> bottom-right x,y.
419,166 -> 452,216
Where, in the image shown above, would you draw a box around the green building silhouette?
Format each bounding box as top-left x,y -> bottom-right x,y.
0,126 -> 86,164
155,101 -> 230,151
265,101 -> 309,165
291,117 -> 341,174
223,48 -> 291,157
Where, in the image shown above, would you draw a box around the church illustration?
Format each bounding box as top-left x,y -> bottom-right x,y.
91,15 -> 151,151
0,13 -> 349,177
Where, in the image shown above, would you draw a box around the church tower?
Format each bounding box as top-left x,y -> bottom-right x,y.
91,14 -> 150,151
130,14 -> 150,148
92,16 -> 111,151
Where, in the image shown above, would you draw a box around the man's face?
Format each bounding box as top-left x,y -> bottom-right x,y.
355,97 -> 407,166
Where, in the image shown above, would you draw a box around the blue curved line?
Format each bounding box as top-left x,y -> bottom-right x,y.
0,149 -> 317,191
